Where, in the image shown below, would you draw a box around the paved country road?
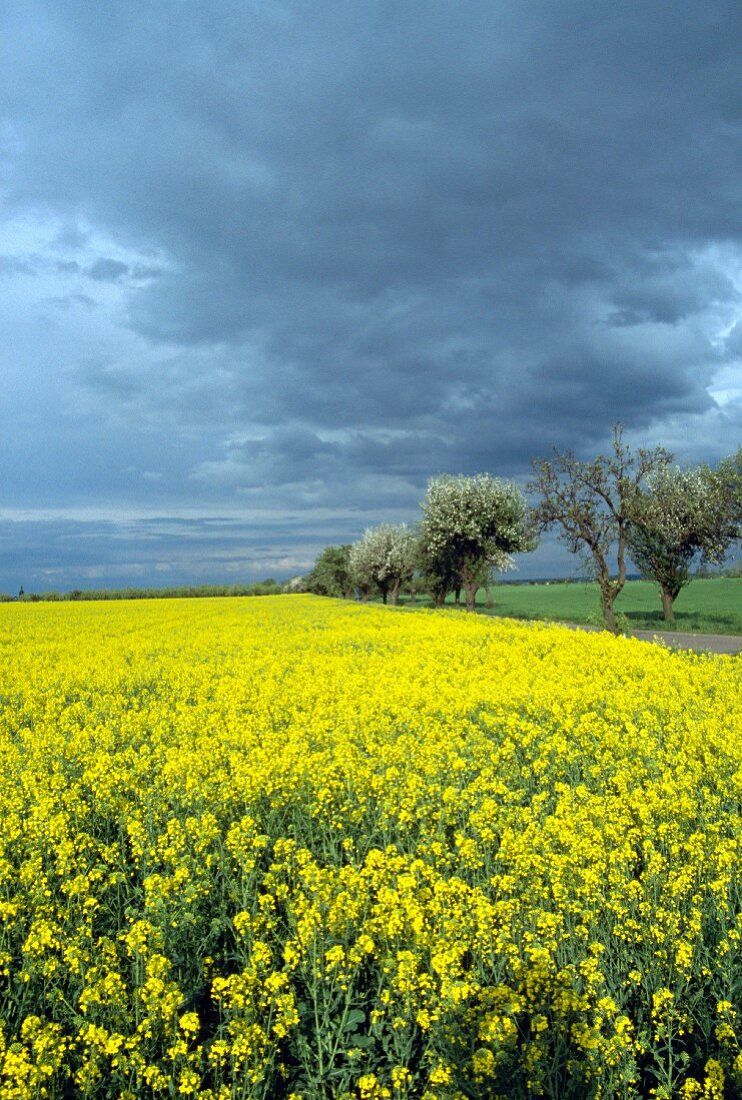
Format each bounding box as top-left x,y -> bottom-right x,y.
567,623 -> 741,655
628,629 -> 741,655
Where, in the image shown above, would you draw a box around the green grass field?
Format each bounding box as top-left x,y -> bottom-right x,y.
428,576 -> 742,634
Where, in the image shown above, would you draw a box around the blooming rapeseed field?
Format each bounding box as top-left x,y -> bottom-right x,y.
0,595 -> 740,1099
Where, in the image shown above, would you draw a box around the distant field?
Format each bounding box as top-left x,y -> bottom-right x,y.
433,576 -> 742,634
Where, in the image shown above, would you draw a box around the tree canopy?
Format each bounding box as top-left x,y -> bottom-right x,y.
304,545 -> 353,599
418,474 -> 534,610
628,458 -> 742,620
348,524 -> 416,605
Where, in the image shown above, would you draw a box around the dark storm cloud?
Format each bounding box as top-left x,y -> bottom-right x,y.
1,0 -> 741,587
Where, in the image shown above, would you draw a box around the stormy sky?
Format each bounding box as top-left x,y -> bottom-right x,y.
1,0 -> 741,592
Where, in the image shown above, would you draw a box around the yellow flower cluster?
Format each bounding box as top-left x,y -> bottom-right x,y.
0,594 -> 740,1098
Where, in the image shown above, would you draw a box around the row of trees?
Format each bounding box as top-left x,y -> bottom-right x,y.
305,474 -> 535,614
304,429 -> 741,632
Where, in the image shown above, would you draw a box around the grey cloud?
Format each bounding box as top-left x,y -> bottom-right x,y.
1,0 -> 741,588
606,254 -> 739,328
0,254 -> 37,275
87,257 -> 129,281
128,268 -> 260,344
75,358 -> 142,398
0,515 -> 320,594
45,292 -> 95,309
194,425 -> 452,495
130,263 -> 164,280
724,323 -> 742,358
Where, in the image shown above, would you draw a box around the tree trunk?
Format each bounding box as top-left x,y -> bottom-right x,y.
599,582 -> 619,634
465,581 -> 477,611
390,579 -> 401,606
435,591 -> 446,608
602,599 -> 618,633
485,585 -> 493,608
660,587 -> 675,622
454,586 -> 462,606
596,551 -> 621,634
615,528 -> 628,594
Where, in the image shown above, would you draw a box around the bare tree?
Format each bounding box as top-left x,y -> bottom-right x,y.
529,425 -> 671,633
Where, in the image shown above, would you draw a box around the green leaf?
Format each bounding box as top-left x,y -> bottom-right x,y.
343,1008 -> 366,1031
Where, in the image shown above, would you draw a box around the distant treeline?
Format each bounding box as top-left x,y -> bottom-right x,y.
2,580 -> 285,603
1,568 -> 737,606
